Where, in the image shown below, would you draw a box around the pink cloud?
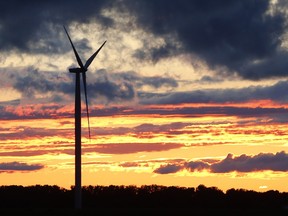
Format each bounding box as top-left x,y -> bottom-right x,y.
85,143 -> 183,154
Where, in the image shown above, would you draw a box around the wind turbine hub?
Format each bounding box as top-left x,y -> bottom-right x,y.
69,68 -> 87,73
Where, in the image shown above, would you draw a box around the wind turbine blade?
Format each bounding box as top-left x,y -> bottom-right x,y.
82,72 -> 91,140
63,26 -> 85,69
84,40 -> 106,69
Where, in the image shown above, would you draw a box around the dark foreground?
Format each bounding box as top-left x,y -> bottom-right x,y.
0,184 -> 287,215
0,208 -> 287,216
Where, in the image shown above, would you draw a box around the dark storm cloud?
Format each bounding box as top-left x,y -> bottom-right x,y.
11,68 -> 176,104
0,0 -> 113,53
114,71 -> 178,89
5,67 -> 288,120
197,75 -> 223,84
13,69 -> 56,98
123,0 -> 288,80
10,68 -> 136,102
85,69 -> 178,102
153,151 -> 288,174
140,80 -> 288,104
1,0 -> 287,80
0,162 -> 44,173
88,79 -> 135,102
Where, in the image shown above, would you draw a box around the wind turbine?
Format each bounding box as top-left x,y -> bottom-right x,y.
63,26 -> 106,209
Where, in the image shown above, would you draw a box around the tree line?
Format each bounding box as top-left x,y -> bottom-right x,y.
0,184 -> 287,210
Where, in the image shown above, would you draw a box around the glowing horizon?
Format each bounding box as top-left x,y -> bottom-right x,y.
1,102 -> 288,192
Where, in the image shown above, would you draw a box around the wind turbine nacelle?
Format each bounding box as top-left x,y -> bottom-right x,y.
69,68 -> 87,73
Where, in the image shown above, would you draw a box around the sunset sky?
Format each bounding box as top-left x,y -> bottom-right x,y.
0,0 -> 288,192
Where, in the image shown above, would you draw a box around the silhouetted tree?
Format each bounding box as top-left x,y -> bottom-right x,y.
0,184 -> 287,211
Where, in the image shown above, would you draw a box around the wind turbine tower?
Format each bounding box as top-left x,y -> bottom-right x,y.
64,26 -> 106,209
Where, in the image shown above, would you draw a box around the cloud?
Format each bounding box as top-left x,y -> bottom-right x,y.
0,142 -> 182,157
0,150 -> 61,157
113,71 -> 178,89
86,143 -> 183,154
154,164 -> 183,174
3,66 -> 288,121
197,75 -> 223,84
4,67 -> 136,104
8,68 -> 179,106
123,0 -> 288,80
186,161 -> 210,172
87,70 -> 136,102
0,162 -> 44,173
133,122 -> 191,135
0,125 -> 72,140
140,80 -> 288,104
153,160 -> 211,174
211,151 -> 288,173
87,69 -> 178,102
90,122 -> 192,140
0,103 -> 73,120
8,68 -> 288,111
153,151 -> 288,174
0,147 -> 76,157
2,99 -> 288,122
13,68 -> 57,98
1,1 -> 287,80
0,0 -> 113,53
119,162 -> 142,168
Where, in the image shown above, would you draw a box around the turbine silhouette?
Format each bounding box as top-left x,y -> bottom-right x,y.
63,26 -> 106,209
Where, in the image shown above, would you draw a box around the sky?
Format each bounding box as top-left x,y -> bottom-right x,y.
0,0 -> 288,192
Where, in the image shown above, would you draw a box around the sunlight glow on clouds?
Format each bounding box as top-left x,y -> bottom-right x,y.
0,0 -> 288,192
